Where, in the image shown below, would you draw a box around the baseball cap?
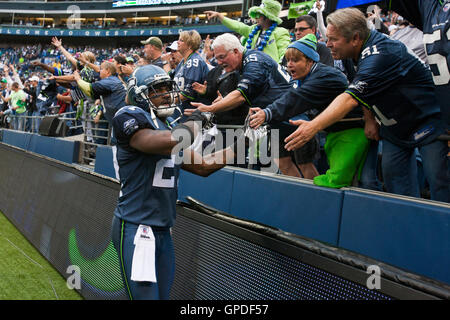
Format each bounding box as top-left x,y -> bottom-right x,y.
141,36 -> 163,49
1,78 -> 7,83
30,75 -> 40,82
166,41 -> 178,52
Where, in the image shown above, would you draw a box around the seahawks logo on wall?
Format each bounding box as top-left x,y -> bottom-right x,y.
68,229 -> 125,296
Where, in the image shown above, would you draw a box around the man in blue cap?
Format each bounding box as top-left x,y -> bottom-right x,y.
249,34 -> 368,188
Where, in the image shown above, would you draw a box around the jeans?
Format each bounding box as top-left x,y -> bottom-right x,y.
32,111 -> 41,133
382,139 -> 449,203
14,113 -> 26,131
359,140 -> 383,191
26,110 -> 33,132
111,216 -> 175,300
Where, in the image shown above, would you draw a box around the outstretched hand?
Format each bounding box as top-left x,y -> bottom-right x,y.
204,11 -> 223,21
248,107 -> 265,129
284,119 -> 318,151
52,37 -> 62,48
184,102 -> 212,116
192,81 -> 207,95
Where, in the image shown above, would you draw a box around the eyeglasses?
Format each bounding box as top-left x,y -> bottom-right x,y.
215,50 -> 232,61
294,27 -> 311,32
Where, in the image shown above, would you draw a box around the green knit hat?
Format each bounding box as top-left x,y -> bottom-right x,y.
288,33 -> 320,62
248,0 -> 283,25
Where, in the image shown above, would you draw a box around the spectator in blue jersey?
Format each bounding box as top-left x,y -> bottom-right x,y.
187,33 -> 301,177
172,30 -> 210,120
110,64 -> 241,300
315,2 -> 383,191
387,0 -> 449,125
249,34 -> 367,188
73,61 -> 126,144
284,8 -> 449,202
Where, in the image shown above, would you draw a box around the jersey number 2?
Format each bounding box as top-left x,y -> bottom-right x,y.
153,155 -> 175,188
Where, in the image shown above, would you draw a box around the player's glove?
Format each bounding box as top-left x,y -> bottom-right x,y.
184,109 -> 214,130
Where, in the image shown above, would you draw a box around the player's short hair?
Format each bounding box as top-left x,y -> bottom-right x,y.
211,33 -> 245,53
326,7 -> 370,42
179,30 -> 202,52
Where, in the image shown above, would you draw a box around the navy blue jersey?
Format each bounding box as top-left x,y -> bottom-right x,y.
91,76 -> 127,125
264,63 -> 363,132
389,0 -> 450,124
173,52 -> 209,112
238,50 -> 292,108
112,106 -> 181,227
346,30 -> 444,147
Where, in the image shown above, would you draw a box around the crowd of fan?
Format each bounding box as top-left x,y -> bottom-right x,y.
0,1 -> 448,203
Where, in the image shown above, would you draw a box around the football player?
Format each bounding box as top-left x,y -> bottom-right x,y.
110,64 -> 240,300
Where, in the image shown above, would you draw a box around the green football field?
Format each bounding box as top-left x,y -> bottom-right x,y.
0,211 -> 83,300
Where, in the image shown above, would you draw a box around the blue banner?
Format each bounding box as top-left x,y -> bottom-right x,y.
336,0 -> 379,9
113,0 -> 204,7
0,25 -> 230,37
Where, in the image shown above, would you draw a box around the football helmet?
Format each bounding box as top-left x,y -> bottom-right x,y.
127,64 -> 181,127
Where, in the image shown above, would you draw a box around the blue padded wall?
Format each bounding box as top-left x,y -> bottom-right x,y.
1,130 -> 79,164
94,145 -> 117,179
53,139 -> 80,164
2,130 -> 32,150
29,135 -> 56,160
338,190 -> 450,285
178,168 -> 235,213
230,170 -> 344,246
2,128 -> 449,285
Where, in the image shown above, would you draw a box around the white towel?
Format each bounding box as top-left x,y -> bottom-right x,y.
131,225 -> 157,283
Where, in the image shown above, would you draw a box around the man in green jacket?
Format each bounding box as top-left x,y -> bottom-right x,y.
205,0 -> 290,63
0,82 -> 27,131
